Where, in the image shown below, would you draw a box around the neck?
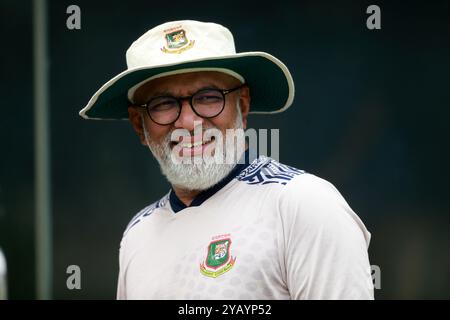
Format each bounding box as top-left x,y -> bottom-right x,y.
172,186 -> 202,206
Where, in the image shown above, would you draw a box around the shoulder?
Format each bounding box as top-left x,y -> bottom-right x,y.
235,156 -> 342,199
236,155 -> 352,212
235,156 -> 371,245
122,192 -> 170,237
278,171 -> 371,246
236,155 -> 306,186
283,171 -> 345,201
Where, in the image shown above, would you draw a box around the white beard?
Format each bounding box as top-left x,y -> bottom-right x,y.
143,105 -> 245,191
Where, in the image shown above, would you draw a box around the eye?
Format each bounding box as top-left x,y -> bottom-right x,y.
148,97 -> 178,112
194,91 -> 223,104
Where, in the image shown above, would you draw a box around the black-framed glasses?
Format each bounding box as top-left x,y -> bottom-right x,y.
136,84 -> 245,125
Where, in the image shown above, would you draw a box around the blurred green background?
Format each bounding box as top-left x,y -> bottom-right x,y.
0,0 -> 449,299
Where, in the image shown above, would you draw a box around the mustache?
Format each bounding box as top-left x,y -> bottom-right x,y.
167,125 -> 220,144
144,125 -> 220,154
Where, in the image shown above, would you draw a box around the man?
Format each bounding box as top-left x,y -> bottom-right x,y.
80,20 -> 374,299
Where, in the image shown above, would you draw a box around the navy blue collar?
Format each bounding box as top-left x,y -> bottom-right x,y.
169,149 -> 253,213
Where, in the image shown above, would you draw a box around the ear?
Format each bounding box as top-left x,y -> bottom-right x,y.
239,85 -> 251,130
128,106 -> 147,146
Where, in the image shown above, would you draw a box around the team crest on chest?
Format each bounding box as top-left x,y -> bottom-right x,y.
200,234 -> 236,278
161,26 -> 195,54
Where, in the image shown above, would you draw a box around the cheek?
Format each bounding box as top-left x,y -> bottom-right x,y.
144,120 -> 171,143
208,102 -> 238,130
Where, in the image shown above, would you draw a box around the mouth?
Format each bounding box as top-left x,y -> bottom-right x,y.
171,136 -> 216,157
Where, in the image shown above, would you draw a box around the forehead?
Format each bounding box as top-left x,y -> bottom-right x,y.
133,71 -> 241,100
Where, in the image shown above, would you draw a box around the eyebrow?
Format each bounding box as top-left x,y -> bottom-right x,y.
149,90 -> 172,98
147,85 -> 221,100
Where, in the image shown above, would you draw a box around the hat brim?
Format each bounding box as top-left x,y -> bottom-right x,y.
79,51 -> 294,120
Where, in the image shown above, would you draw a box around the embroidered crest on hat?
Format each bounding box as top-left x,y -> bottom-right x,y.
161,26 -> 195,54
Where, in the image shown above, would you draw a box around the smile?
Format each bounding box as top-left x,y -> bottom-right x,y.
171,136 -> 216,157
180,139 -> 212,149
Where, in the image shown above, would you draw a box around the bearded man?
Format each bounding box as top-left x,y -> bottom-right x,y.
80,20 -> 374,300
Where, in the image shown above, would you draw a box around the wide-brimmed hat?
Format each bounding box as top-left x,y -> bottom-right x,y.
79,20 -> 295,120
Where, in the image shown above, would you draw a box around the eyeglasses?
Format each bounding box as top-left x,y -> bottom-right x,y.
136,84 -> 245,125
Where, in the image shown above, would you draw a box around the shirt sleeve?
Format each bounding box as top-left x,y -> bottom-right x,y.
279,174 -> 374,300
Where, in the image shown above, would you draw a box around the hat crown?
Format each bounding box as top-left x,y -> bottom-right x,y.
126,20 -> 237,69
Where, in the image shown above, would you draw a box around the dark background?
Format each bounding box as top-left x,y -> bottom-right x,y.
1,0 -> 449,299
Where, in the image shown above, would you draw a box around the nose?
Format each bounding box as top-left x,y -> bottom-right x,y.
173,99 -> 204,132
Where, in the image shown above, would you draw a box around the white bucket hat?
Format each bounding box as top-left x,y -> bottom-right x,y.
79,20 -> 295,120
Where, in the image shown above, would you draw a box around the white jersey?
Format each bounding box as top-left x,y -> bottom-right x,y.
117,155 -> 374,300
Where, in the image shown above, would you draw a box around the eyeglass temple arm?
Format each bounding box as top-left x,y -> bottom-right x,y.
223,84 -> 246,95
